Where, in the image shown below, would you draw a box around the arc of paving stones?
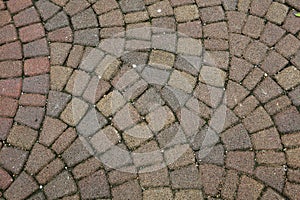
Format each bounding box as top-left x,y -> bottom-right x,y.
0,0 -> 299,199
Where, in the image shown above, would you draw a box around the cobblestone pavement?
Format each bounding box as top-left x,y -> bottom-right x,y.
0,0 -> 300,199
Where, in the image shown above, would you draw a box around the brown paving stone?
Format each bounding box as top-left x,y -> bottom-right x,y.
143,188 -> 173,200
24,57 -> 50,76
199,144 -> 225,165
113,103 -> 141,131
221,170 -> 239,200
4,172 -> 38,200
261,50 -> 288,75
50,43 -> 72,65
19,23 -> 45,43
72,157 -> 102,179
35,0 -> 60,21
7,125 -> 38,150
99,9 -> 124,27
165,144 -> 195,169
170,165 -> 201,189
0,24 -> 17,44
174,5 -> 199,23
51,127 -> 77,154
244,41 -> 268,65
265,2 -> 289,25
0,41 -> 22,61
229,57 -> 253,82
0,78 -> 22,98
23,74 -> 50,94
67,45 -> 84,68
175,189 -> 204,200
0,117 -> 12,140
92,0 -> 118,14
100,27 -> 125,38
196,0 -> 221,7
288,169 -> 300,183
50,66 -> 73,91
139,167 -> 170,187
255,166 -> 285,191
28,192 -> 46,200
119,0 -> 145,13
221,124 -> 251,150
48,27 -> 73,43
45,11 -> 69,32
108,166 -> 137,185
204,39 -> 229,51
177,21 -> 202,39
225,80 -> 249,109
204,22 -> 228,40
74,28 -> 99,46
286,148 -> 300,168
0,10 -> 11,27
229,34 -> 251,57
242,15 -> 265,39
284,182 -> 300,200
250,0 -> 272,17
51,0 -> 68,6
133,141 -> 163,167
71,8 -> 98,30
276,34 -> 300,58
44,171 -> 77,200
148,0 -> 173,18
199,164 -> 225,196
242,67 -> 265,90
0,61 -> 22,78
254,77 -> 282,103
36,158 -> 65,185
78,170 -> 110,199
13,7 -> 40,27
7,0 -> 32,14
261,22 -> 286,47
0,146 -> 28,174
226,11 -> 247,33
265,95 -> 292,115
256,151 -> 286,165
276,66 -> 300,90
170,0 -> 194,6
283,10 -> 300,34
261,189 -> 285,200
64,0 -> 90,16
282,132 -> 300,147
234,95 -> 259,118
236,175 -> 264,200
204,50 -> 229,70
200,6 -> 225,23
274,106 -> 300,133
112,180 -> 142,200
226,151 -> 255,174
15,106 -> 45,129
23,38 -> 49,58
0,96 -> 18,117
65,69 -> 91,95
25,143 -> 55,174
243,106 -> 273,133
193,82 -> 224,108
292,50 -> 300,70
46,90 -> 71,117
289,85 -> 300,106
152,17 -> 176,32
0,167 -> 13,190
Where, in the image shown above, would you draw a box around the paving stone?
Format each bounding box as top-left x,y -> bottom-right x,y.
48,27 -> 73,43
229,57 -> 253,82
15,106 -> 45,129
200,6 -> 225,23
83,77 -> 110,104
233,95 -> 258,118
0,78 -> 22,99
132,141 -> 163,167
0,10 -> 11,27
74,28 -> 99,46
260,22 -> 286,47
92,0 -> 118,14
265,2 -> 288,25
193,82 -> 224,108
174,5 -> 199,22
165,144 -> 195,169
27,192 -> 46,200
152,17 -> 176,32
282,132 -> 300,147
134,88 -> 164,115
283,10 -> 300,34
51,0 -> 68,6
275,66 -> 300,90
198,144 -> 225,165
23,74 -> 50,94
4,172 -> 38,200
66,45 -> 84,68
242,15 -> 265,39
276,34 -> 300,58
13,7 -> 39,27
174,55 -> 200,76
289,85 -> 300,106
72,157 -> 102,179
0,96 -> 18,117
112,180 -> 142,200
7,0 -> 32,13
0,168 -> 12,190
36,0 -> 60,21
199,164 -> 225,196
261,50 -> 288,75
50,66 -> 73,91
227,11 -> 247,33
71,8 -> 98,30
221,124 -> 251,150
254,77 -> 282,103
250,0 -> 272,17
149,50 -> 175,69
174,189 -> 204,200
122,123 -> 153,149
170,165 -> 201,189
222,0 -> 237,10
123,79 -> 148,101
244,41 -> 268,64
236,176 -> 264,199
0,61 -> 22,78
99,9 -> 124,27
186,97 -> 212,120
226,151 -> 254,174
100,27 -> 124,39
39,117 -> 67,146
0,24 -> 17,44
265,95 -> 291,115
24,57 -> 50,76
64,0 -> 90,16
60,97 -> 89,126
0,146 -> 28,174
148,0 -> 173,18
139,167 -> 170,187
261,189 -> 285,200
256,151 -> 286,165
225,80 -> 249,109
44,171 -> 77,200
221,170 -> 239,200
125,11 -> 149,24
288,169 -> 300,183
243,106 -> 273,133
204,38 -> 229,51
242,67 -> 265,90
146,106 -> 175,132
196,0 -> 221,7
284,182 -> 300,200
255,166 -> 285,192
62,138 -> 91,167
65,70 -> 90,96
141,66 -> 170,86
108,166 -> 137,185
292,50 -> 300,70
143,188 -> 173,200
112,67 -> 140,91
119,0 -> 145,13
51,127 -> 77,154
251,127 -> 282,150
0,41 -> 22,61
23,38 -> 49,58
7,125 -> 37,150
204,22 -> 228,40
274,106 -> 300,133
112,103 -> 140,131
78,170 -> 110,199
229,34 -> 251,57
47,91 -> 71,117
50,43 -> 72,65
97,91 -> 126,117
168,70 -> 196,93
177,21 -> 202,38
0,118 -> 12,140
36,158 -> 65,185
45,11 -> 69,31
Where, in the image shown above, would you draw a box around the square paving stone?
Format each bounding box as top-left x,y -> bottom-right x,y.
15,106 -> 45,129
96,90 -> 126,117
7,125 -> 37,150
250,0 -> 272,17
275,66 -> 300,90
148,0 -> 173,18
64,0 -> 90,16
261,50 -> 288,75
174,5 -> 199,22
243,106 -> 273,133
275,34 -> 300,58
36,158 -> 65,185
146,106 -> 175,133
168,70 -> 196,93
254,77 -> 282,103
170,165 -> 201,189
237,176 -> 264,199
46,91 -> 71,117
274,106 -> 300,133
92,0 -> 118,15
265,2 -> 288,25
0,147 -> 28,174
226,151 -> 255,174
221,123 -> 251,150
139,167 -> 170,187
200,6 -> 225,23
242,15 -> 265,39
244,41 -> 268,65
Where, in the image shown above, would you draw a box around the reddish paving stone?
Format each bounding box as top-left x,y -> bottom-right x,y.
282,132 -> 300,147
19,23 -> 45,43
78,170 -> 110,199
204,22 -> 228,39
221,170 -> 239,199
236,176 -> 264,200
260,22 -> 286,47
283,11 -> 300,34
178,21 -> 202,38
200,6 -> 225,23
7,124 -> 38,150
13,7 -> 40,27
0,78 -> 22,98
250,0 -> 272,17
44,171 -> 77,200
23,74 -> 50,94
112,180 -> 142,200
0,117 -> 13,140
261,50 -> 288,75
274,106 -> 300,133
99,9 -> 124,27
255,166 -> 285,192
51,127 -> 77,154
36,158 -> 65,185
39,116 -> 68,147
15,106 -> 45,129
25,143 -> 55,174
251,127 -> 282,150
199,164 -> 225,196
221,124 -> 251,150
48,27 -> 73,43
0,24 -> 17,44
286,148 -> 300,168
242,15 -> 265,39
0,168 -> 13,190
0,96 -> 18,117
19,93 -> 46,107
35,0 -> 60,21
72,157 -> 102,179
284,182 -> 300,200
23,38 -> 50,58
7,0 -> 32,13
0,10 -> 11,27
226,11 -> 247,33
4,172 -> 38,200
254,77 -> 282,103
0,146 -> 28,174
24,57 -> 50,76
0,0 -> 4,9
64,0 -> 90,16
0,61 -> 22,78
244,41 -> 268,65
229,33 -> 251,57
0,41 -> 22,61
226,151 -> 254,174
275,34 -> 300,58
170,165 -> 201,189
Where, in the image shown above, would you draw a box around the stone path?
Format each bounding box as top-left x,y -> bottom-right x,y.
0,0 -> 300,199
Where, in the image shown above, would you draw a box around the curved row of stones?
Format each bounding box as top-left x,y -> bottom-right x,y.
0,0 -> 300,199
